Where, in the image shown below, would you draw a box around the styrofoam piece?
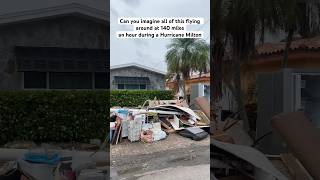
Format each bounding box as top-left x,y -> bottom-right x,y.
142,123 -> 153,131
128,119 -> 143,142
152,122 -> 161,131
152,129 -> 166,141
121,120 -> 129,138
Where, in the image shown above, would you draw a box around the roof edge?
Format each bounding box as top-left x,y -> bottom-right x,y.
0,3 -> 109,25
110,63 -> 166,75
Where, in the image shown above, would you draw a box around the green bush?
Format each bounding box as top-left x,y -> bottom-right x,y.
0,90 -> 173,145
110,90 -> 174,107
0,90 -> 108,145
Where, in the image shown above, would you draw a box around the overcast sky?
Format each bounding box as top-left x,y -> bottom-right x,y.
110,0 -> 210,72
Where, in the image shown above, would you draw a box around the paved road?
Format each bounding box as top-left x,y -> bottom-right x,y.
135,164 -> 210,180
112,144 -> 209,180
111,134 -> 210,179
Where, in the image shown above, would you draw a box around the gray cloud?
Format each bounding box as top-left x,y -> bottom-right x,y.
121,0 -> 141,7
111,0 -> 210,72
133,39 -> 149,47
136,50 -> 150,59
110,7 -> 119,17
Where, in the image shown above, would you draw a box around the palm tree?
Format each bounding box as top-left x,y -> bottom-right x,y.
165,38 -> 209,99
278,0 -> 320,68
211,0 -> 320,131
211,0 -> 281,131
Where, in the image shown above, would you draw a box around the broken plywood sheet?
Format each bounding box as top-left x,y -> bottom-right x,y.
225,121 -> 253,146
148,99 -> 189,107
194,110 -> 210,125
110,108 -> 182,116
211,139 -> 288,180
280,153 -> 312,180
194,96 -> 210,119
151,105 -> 201,120
271,112 -> 320,179
170,115 -> 180,130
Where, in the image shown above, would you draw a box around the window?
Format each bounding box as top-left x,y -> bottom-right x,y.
18,47 -> 109,90
95,72 -> 108,89
118,84 -> 125,89
114,76 -> 150,90
24,72 -> 46,89
49,72 -> 92,89
117,84 -> 145,89
140,84 -> 146,89
204,85 -> 210,100
126,84 -> 140,89
23,71 -> 108,90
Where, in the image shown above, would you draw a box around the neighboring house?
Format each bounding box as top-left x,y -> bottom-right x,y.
166,72 -> 210,95
165,73 -> 210,104
252,36 -> 320,154
0,0 -> 109,90
110,63 -> 166,90
250,36 -> 320,105
254,36 -> 320,71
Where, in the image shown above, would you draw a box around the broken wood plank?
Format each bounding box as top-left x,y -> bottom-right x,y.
280,153 -> 312,180
160,122 -> 172,130
162,129 -> 176,134
115,126 -> 122,145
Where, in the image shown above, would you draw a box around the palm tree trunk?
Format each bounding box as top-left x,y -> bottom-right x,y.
211,0 -> 224,132
282,28 -> 294,68
182,80 -> 187,102
212,41 -> 224,99
233,57 -> 250,131
176,74 -> 183,98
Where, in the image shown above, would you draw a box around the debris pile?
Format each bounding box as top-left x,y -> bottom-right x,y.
211,110 -> 320,179
110,98 -> 210,144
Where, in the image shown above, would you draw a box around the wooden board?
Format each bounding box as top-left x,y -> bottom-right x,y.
160,121 -> 172,130
115,126 -> 122,145
280,153 -> 312,180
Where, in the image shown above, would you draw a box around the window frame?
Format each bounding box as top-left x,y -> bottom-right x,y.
22,71 -> 108,90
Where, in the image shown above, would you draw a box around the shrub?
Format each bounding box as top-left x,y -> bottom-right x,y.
110,90 -> 174,107
0,90 -> 108,145
0,90 -> 173,145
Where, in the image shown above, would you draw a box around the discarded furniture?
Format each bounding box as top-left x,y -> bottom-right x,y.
179,127 -> 208,141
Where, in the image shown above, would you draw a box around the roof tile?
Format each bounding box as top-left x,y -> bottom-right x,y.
256,36 -> 320,55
